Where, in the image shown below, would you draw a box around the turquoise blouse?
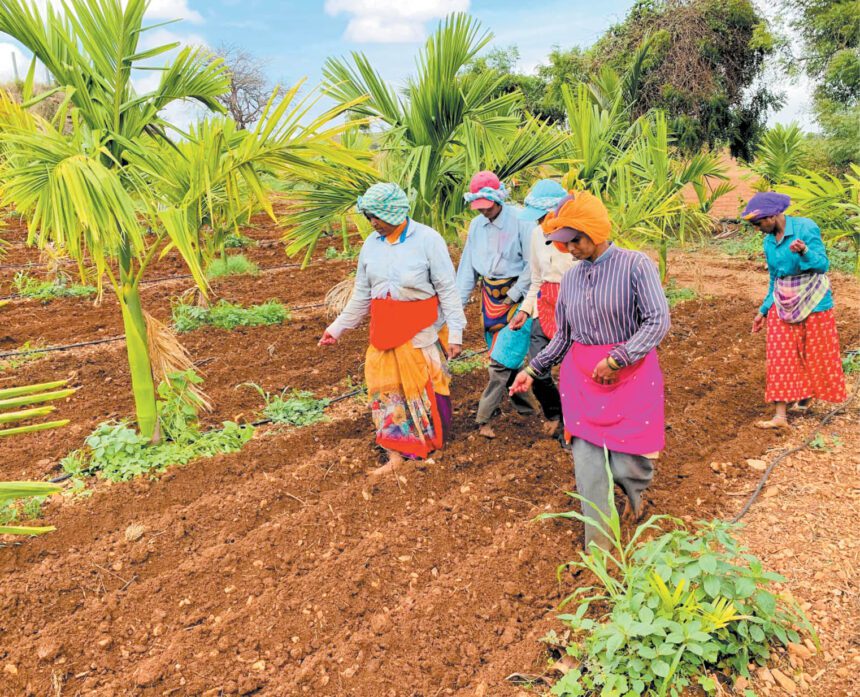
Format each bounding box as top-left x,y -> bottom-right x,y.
759,216 -> 833,316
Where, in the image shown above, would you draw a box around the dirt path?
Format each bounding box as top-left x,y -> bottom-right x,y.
0,222 -> 858,696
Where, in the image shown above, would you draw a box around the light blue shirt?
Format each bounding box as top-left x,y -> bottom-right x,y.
759,216 -> 833,316
455,204 -> 533,307
327,219 -> 467,346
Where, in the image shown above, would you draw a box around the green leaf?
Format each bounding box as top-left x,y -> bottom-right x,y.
652,658 -> 670,677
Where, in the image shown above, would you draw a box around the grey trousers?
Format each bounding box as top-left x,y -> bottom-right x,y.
571,437 -> 654,548
475,359 -> 535,424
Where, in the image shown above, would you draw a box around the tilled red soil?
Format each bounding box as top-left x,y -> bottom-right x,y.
1,220 -> 858,696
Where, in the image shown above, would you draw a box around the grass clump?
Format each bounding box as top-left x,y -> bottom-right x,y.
0,341 -> 47,373
664,280 -> 698,308
13,272 -> 96,300
205,253 -> 260,279
61,371 -> 253,482
172,299 -> 289,332
842,350 -> 859,375
245,384 -> 330,427
450,352 -> 487,375
538,470 -> 814,697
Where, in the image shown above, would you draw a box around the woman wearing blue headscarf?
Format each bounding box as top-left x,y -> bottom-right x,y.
508,179 -> 573,438
320,183 -> 466,474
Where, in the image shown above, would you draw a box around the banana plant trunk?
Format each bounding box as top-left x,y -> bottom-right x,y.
119,275 -> 158,441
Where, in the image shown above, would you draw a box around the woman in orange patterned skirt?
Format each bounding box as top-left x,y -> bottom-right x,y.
320,183 -> 466,473
745,192 -> 847,429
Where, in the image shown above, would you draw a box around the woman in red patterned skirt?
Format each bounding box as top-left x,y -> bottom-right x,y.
745,192 -> 847,430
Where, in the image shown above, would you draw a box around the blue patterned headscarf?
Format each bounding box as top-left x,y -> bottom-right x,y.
463,183 -> 509,206
356,183 -> 410,226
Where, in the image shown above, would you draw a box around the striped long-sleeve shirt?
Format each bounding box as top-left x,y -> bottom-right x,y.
530,244 -> 670,375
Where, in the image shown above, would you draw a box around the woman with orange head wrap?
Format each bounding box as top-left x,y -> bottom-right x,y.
510,192 -> 671,550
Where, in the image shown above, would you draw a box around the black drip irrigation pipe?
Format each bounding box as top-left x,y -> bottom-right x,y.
732,382 -> 858,522
0,303 -> 331,360
0,336 -> 126,359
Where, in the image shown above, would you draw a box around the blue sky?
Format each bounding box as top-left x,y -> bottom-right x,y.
0,0 -> 811,128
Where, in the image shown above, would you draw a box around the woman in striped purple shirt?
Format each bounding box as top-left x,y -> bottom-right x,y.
510,192 -> 670,549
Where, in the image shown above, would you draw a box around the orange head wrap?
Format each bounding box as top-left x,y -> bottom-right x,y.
541,191 -> 612,248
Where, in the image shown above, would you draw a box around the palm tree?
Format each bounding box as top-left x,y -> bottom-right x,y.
284,12 -> 567,257
0,0 -> 370,439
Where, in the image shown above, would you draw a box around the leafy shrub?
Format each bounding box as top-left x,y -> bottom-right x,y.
61,371 -> 253,482
172,299 -> 289,332
538,471 -> 813,697
205,253 -> 260,278
843,350 -> 859,375
13,271 -> 96,300
244,384 -> 330,427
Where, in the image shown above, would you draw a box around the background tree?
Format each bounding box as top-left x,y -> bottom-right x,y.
214,43 -> 279,130
780,0 -> 859,169
591,0 -> 780,158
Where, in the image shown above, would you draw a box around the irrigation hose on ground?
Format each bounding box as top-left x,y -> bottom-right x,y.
732,380 -> 859,522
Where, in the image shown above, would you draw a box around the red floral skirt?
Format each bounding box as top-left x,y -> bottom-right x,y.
765,308 -> 847,403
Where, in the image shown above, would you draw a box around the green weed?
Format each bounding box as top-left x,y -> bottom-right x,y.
842,351 -> 859,375
0,341 -> 47,373
61,371 -> 253,482
223,232 -> 256,249
205,253 -> 260,279
172,299 -> 289,332
809,433 -> 843,451
244,384 -> 330,427
0,493 -> 47,526
664,281 -> 698,308
450,352 -> 487,375
324,245 -> 359,261
13,272 -> 96,300
538,459 -> 814,697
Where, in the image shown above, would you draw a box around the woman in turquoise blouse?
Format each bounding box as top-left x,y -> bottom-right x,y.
746,192 -> 847,429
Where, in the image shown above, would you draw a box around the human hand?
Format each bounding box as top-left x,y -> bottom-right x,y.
318,330 -> 338,346
448,343 -> 462,359
751,313 -> 766,334
592,358 -> 619,385
503,295 -> 515,305
509,371 -> 533,396
789,239 -> 807,255
508,311 -> 528,331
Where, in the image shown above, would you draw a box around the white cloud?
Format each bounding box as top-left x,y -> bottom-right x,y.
325,0 -> 469,43
145,0 -> 203,24
768,74 -> 817,131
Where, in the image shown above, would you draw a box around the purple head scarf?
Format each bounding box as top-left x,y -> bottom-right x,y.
742,192 -> 791,221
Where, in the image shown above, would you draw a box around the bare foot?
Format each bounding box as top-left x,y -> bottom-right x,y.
369,451 -> 404,477
755,417 -> 790,430
478,424 -> 496,439
542,419 -> 560,437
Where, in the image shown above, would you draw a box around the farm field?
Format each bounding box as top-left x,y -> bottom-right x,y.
1,210 -> 858,696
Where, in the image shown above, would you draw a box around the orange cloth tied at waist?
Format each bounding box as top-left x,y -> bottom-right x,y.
369,295 -> 439,350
